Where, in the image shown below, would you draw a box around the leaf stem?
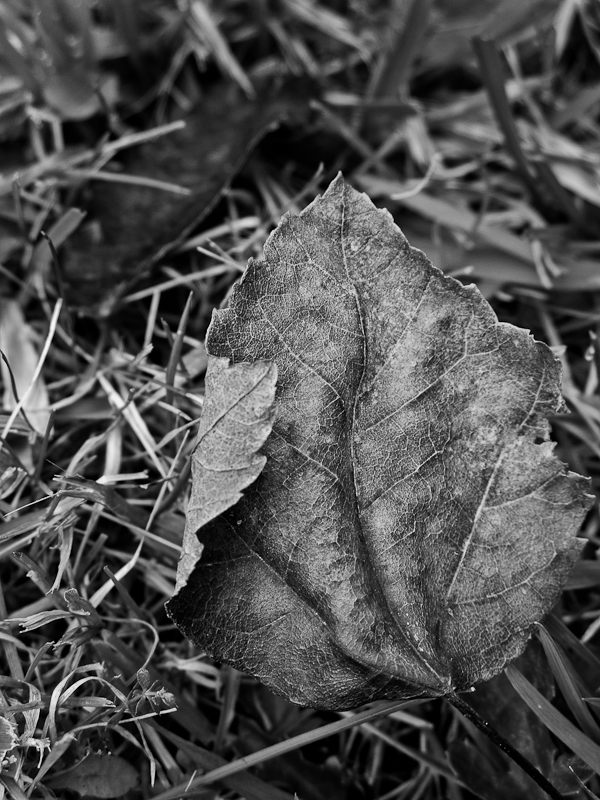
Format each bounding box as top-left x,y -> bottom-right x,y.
448,692 -> 565,800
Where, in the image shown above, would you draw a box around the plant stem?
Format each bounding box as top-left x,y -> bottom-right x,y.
448,692 -> 565,800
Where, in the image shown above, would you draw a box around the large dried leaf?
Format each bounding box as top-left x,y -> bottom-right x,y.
167,175 -> 591,711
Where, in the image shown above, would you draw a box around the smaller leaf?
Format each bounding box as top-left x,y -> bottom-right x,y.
46,753 -> 139,798
63,80 -> 310,314
175,357 -> 277,594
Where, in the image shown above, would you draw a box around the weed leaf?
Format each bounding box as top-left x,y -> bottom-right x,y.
167,174 -> 592,710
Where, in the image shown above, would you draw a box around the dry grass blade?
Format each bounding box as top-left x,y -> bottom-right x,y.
151,725 -> 295,800
370,0 -> 433,102
337,712 -> 458,783
472,37 -> 542,201
151,701 -> 416,800
187,1 -> 253,96
164,291 -> 194,412
1,299 -> 61,442
281,0 -> 365,50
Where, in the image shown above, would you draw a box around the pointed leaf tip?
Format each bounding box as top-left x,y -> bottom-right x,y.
168,174 -> 592,710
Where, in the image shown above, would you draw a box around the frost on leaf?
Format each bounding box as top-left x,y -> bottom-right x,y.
167,174 -> 592,711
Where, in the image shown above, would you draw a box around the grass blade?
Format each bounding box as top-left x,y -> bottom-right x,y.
537,624 -> 600,744
151,700 -> 416,800
506,664 -> 600,775
471,37 -> 540,199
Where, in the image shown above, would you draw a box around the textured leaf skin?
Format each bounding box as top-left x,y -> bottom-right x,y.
167,175 -> 592,711
175,357 -> 277,593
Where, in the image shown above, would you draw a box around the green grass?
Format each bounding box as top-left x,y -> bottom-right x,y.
1,1 -> 600,798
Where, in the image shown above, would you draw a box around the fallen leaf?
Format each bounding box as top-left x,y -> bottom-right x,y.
167,174 -> 591,711
63,79 -> 310,315
46,753 -> 139,798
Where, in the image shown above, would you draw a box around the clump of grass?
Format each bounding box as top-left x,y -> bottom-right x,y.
0,1 -> 599,798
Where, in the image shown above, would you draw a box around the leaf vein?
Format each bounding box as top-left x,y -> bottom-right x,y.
255,295 -> 345,401
446,367 -> 547,601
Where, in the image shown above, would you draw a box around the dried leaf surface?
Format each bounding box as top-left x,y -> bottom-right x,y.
176,357 -> 277,593
167,175 -> 591,710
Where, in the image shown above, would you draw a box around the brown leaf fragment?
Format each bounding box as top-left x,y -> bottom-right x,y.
46,753 -> 139,798
176,357 -> 277,593
63,79 -> 310,315
167,174 -> 592,711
